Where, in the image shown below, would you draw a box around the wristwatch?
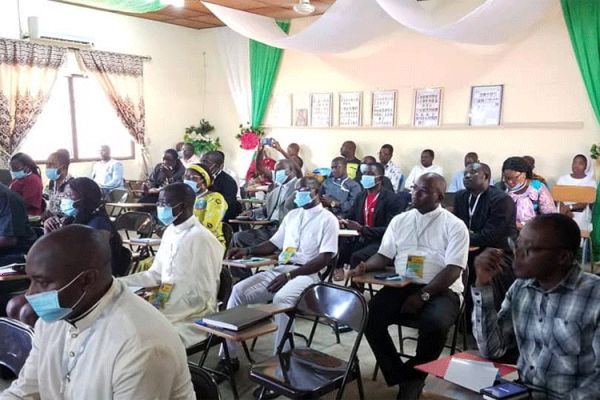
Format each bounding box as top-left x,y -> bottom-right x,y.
569,204 -> 574,211
420,290 -> 431,302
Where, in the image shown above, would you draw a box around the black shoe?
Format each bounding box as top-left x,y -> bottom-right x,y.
252,386 -> 280,400
397,379 -> 425,400
213,358 -> 240,383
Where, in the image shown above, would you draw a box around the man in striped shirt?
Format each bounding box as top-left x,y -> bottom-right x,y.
472,213 -> 600,399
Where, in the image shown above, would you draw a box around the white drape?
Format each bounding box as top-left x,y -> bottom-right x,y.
204,0 -> 554,52
376,0 -> 555,45
204,0 -> 396,53
215,27 -> 252,124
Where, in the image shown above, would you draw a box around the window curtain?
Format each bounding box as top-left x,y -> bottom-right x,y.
250,21 -> 289,129
0,39 -> 66,165
561,0 -> 600,260
79,49 -> 150,176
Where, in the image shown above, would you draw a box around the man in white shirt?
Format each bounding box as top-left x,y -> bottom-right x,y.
1,225 -> 194,400
120,183 -> 223,347
403,149 -> 444,191
221,176 -> 339,371
181,143 -> 201,168
91,145 -> 124,194
379,144 -> 403,192
350,173 -> 469,400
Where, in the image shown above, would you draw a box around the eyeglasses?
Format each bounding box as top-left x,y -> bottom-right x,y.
507,237 -> 568,257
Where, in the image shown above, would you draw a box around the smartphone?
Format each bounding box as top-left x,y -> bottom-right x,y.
374,272 -> 399,279
260,137 -> 273,146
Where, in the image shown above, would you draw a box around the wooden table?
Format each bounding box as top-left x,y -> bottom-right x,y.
245,185 -> 269,193
240,198 -> 265,205
421,375 -> 483,400
193,303 -> 293,400
351,268 -> 413,289
0,273 -> 28,282
228,219 -> 272,226
223,257 -> 278,273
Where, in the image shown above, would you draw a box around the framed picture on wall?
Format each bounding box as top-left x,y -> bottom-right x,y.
338,92 -> 362,127
294,108 -> 308,127
469,84 -> 504,126
413,87 -> 442,127
310,93 -> 333,127
372,90 -> 396,128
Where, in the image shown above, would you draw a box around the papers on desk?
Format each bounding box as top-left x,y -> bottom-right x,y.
128,238 -> 162,246
415,351 -> 517,379
0,263 -> 26,276
444,358 -> 498,392
339,229 -> 360,237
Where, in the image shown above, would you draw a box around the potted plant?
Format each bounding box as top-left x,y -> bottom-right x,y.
183,119 -> 221,154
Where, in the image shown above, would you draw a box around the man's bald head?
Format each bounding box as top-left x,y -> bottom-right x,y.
412,173 -> 446,213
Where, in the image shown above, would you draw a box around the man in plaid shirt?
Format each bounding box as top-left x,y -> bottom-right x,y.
472,213 -> 600,399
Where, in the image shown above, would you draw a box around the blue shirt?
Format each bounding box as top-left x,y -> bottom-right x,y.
320,176 -> 362,217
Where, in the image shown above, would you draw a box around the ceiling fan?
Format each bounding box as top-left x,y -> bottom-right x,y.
293,0 -> 315,15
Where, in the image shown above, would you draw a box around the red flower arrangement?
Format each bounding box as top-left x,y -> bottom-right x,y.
236,124 -> 264,150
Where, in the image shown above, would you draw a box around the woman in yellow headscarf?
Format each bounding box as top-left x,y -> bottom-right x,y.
184,164 -> 228,248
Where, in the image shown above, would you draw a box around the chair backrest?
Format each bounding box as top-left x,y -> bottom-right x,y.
551,185 -> 596,204
318,254 -> 338,282
189,363 -> 221,400
125,180 -> 145,199
295,283 -> 367,333
217,267 -> 233,311
108,188 -> 129,203
0,169 -> 12,186
0,317 -> 34,376
114,212 -> 154,237
221,223 -> 234,253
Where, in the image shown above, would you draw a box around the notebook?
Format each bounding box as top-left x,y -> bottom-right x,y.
481,383 -> 529,399
415,351 -> 517,378
199,306 -> 271,331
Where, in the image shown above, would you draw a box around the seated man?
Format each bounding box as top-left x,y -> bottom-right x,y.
379,144 -> 403,192
473,214 -> 600,398
404,149 -> 444,191
120,183 -> 223,347
91,145 -> 124,194
320,157 -> 361,217
362,155 -> 394,192
448,152 -> 479,193
336,162 -> 408,279
140,149 -> 186,204
1,225 -> 194,399
340,140 -> 362,182
454,163 -> 517,312
233,160 -> 298,248
220,176 -> 338,372
350,173 -> 469,400
0,183 -> 36,265
201,150 -> 242,222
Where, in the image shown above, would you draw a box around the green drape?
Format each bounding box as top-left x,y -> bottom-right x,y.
64,0 -> 166,13
250,21 -> 290,129
562,0 -> 600,261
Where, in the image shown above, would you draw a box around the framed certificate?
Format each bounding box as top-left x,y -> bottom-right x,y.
310,93 -> 333,127
469,84 -> 503,126
372,90 -> 396,128
413,87 -> 442,127
338,92 -> 362,127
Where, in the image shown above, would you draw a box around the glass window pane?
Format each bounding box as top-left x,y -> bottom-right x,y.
18,77 -> 73,162
72,76 -> 134,160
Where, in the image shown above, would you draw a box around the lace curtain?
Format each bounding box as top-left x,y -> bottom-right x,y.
0,39 -> 66,165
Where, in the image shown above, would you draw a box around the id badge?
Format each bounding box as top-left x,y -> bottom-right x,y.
405,254 -> 425,280
278,246 -> 297,265
153,282 -> 175,309
195,197 -> 207,210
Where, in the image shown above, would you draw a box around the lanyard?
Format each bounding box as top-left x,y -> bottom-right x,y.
333,177 -> 350,193
468,193 -> 482,229
296,209 -> 318,249
168,225 -> 194,275
414,210 -> 442,248
61,326 -> 96,394
363,193 -> 380,225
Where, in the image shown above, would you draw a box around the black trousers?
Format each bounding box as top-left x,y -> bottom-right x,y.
365,285 -> 460,386
337,238 -> 381,268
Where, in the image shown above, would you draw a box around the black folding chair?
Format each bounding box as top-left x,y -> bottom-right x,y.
0,317 -> 34,378
249,283 -> 368,400
114,212 -> 155,273
189,363 -> 221,400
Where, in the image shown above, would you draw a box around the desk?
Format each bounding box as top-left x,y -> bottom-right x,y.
106,202 -> 156,217
421,375 -> 482,400
351,268 -> 413,289
245,185 -> 269,193
240,198 -> 265,205
223,257 -> 277,273
339,229 -> 359,237
228,219 -> 272,226
193,304 -> 292,400
0,273 -> 28,282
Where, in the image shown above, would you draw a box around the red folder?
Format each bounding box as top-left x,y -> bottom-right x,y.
415,351 -> 517,378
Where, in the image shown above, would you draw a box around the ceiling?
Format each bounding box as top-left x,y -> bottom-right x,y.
55,0 -> 337,30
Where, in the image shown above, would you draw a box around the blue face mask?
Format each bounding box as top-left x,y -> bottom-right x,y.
294,191 -> 313,208
11,170 -> 27,180
273,169 -> 287,185
45,168 -> 60,181
60,198 -> 78,217
360,164 -> 368,174
361,175 -> 377,189
184,179 -> 199,193
25,272 -> 87,322
157,203 -> 181,226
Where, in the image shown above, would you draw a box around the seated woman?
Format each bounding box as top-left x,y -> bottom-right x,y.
557,154 -> 597,231
500,156 -> 554,227
140,149 -> 186,204
9,152 -> 43,216
184,164 -> 228,248
43,177 -> 131,276
44,149 -> 74,217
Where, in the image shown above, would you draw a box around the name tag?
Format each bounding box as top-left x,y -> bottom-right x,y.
278,246 -> 297,265
405,254 -> 425,280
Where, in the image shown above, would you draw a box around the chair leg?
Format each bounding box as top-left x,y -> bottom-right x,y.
241,341 -> 255,364
307,317 -> 320,347
221,339 -> 239,400
372,362 -> 379,381
462,312 -> 468,351
397,325 -> 404,354
257,386 -> 266,400
355,359 -> 365,400
333,321 -> 341,344
250,337 -> 258,352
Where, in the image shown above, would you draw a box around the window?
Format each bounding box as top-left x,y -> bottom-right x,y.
19,74 -> 135,162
